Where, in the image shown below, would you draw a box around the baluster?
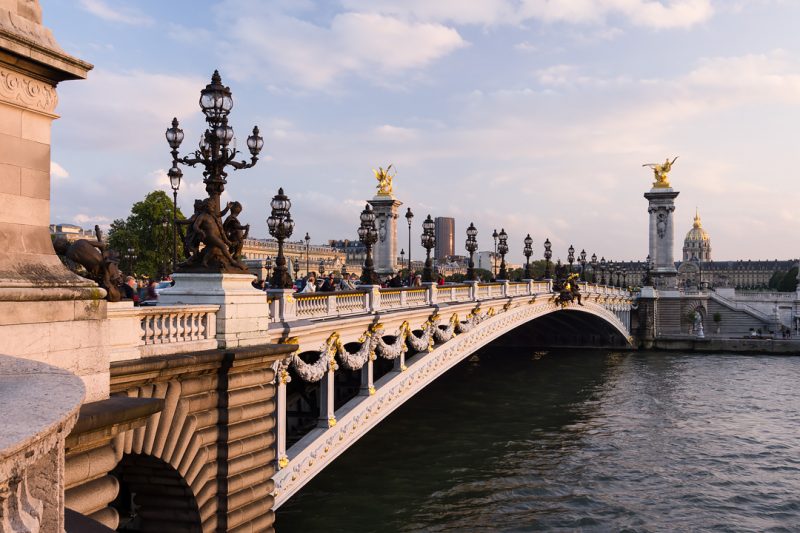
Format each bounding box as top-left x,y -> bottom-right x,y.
154,314 -> 163,344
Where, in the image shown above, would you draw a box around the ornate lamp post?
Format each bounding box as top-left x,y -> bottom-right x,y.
579,249 -> 587,281
465,222 -> 478,281
358,204 -> 379,284
400,248 -> 405,273
304,232 -> 310,275
405,208 -> 414,278
497,228 -> 509,280
124,247 -> 137,275
267,188 -> 294,288
523,234 -> 533,279
265,255 -> 273,282
590,253 -> 598,283
167,165 -> 182,273
544,238 -> 552,279
319,259 -> 325,276
293,262 -> 300,281
421,215 -> 436,282
599,257 -> 606,284
492,229 -> 499,278
164,71 -> 264,273
567,244 -> 575,272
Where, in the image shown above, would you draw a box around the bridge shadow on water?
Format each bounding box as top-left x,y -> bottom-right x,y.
278,333 -> 630,532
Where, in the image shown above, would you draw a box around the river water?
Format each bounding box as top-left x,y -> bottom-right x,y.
277,349 -> 800,532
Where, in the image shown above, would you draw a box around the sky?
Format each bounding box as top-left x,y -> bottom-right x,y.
43,0 -> 799,264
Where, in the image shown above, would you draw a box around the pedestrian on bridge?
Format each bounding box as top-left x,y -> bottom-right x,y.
301,273 -> 317,293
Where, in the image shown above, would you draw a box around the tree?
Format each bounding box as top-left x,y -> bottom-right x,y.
108,191 -> 186,279
777,266 -> 798,292
768,271 -> 784,290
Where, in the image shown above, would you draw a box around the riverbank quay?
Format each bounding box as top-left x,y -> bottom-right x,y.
645,337 -> 800,354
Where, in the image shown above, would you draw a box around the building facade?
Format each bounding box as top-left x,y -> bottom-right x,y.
434,217 -> 455,262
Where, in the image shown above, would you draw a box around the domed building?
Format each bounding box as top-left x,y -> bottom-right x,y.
682,210 -> 711,262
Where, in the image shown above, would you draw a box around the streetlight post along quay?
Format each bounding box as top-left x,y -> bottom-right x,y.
421,215 -> 436,282
492,229 -> 499,279
166,163 -> 182,273
304,232 -> 310,275
600,256 -> 606,285
267,188 -> 294,288
497,228 -> 508,280
164,70 -> 264,273
579,249 -> 587,281
265,255 -> 272,282
465,223 -> 478,281
567,244 -> 575,273
544,238 -> 552,279
400,249 -> 405,273
358,204 -> 379,284
405,208 -> 413,280
523,234 -> 533,279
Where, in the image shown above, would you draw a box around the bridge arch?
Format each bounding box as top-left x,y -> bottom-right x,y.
273,297 -> 633,506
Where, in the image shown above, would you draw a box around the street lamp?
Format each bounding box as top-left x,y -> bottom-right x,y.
319,259 -> 325,276
492,229 -> 499,279
124,247 -> 137,275
160,216 -> 169,278
304,232 -> 310,275
265,255 -> 273,282
523,234 -> 533,279
590,253 -> 598,283
579,249 -> 587,281
421,215 -> 436,282
497,228 -> 509,280
405,208 -> 414,280
567,244 -> 575,272
166,163 -> 182,273
621,266 -> 627,289
600,256 -> 606,285
267,187 -> 294,288
544,238 -> 552,279
358,204 -> 379,284
400,248 -> 405,273
465,222 -> 478,281
164,71 -> 264,273
294,262 -> 300,281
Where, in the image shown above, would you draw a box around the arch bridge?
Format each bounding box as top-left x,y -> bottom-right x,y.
268,280 -> 634,507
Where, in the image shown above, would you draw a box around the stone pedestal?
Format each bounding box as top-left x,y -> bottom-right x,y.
0,1 -> 109,401
368,195 -> 402,275
645,187 -> 679,290
159,273 -> 270,348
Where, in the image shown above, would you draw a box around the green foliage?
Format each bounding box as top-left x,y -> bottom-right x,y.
768,271 -> 784,289
777,266 -> 798,292
108,190 -> 185,279
712,312 -> 722,323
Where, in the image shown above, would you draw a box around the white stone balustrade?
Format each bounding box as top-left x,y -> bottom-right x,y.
107,301 -> 219,362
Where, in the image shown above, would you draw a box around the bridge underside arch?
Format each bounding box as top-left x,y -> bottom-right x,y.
495,308 -> 630,349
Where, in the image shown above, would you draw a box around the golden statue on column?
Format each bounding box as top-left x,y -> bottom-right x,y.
373,164 -> 395,196
643,156 -> 678,188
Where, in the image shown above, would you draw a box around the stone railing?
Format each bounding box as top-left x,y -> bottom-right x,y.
0,355 -> 84,532
268,280 -> 632,323
107,302 -> 219,361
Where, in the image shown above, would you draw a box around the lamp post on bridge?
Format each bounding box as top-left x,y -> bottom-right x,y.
358,204 -> 379,284
544,238 -> 552,279
590,253 -> 598,283
497,228 -> 509,280
304,232 -> 310,276
465,223 -> 478,281
599,256 -> 606,285
319,259 -> 325,276
523,234 -> 533,280
265,255 -> 272,283
421,215 -> 436,282
166,165 -> 182,273
492,229 -> 499,279
164,71 -> 264,274
400,248 -> 405,273
579,249 -> 587,281
567,244 -> 575,273
405,208 -> 414,280
267,188 -> 294,288
294,262 -> 300,282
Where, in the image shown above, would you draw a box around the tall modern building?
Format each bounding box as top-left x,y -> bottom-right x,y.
434,217 -> 455,262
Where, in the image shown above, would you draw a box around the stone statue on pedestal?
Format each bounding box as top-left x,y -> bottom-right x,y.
53,225 -> 123,302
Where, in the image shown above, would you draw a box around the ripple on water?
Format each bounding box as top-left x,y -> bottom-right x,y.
278,351 -> 800,532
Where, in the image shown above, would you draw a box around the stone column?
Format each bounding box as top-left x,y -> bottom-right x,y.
644,187 -> 679,291
0,1 -> 111,401
368,195 -> 402,275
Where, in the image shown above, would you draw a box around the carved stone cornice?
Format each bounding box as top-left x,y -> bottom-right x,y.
0,64 -> 56,114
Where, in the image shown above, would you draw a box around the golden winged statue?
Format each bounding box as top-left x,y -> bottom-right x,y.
373,164 -> 395,196
643,156 -> 678,188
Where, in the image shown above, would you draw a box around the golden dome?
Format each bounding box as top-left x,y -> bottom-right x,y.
684,210 -> 710,243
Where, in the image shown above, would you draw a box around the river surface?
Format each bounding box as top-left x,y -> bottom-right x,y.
277,350 -> 800,532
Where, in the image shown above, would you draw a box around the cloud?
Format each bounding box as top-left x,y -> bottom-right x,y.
78,0 -> 154,26
73,213 -> 111,226
51,161 -> 69,179
342,0 -> 713,29
374,125 -> 419,141
217,3 -> 466,89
